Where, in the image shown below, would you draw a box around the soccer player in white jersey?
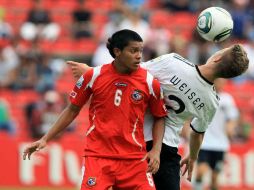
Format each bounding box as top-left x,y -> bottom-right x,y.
67,44 -> 249,190
193,78 -> 239,190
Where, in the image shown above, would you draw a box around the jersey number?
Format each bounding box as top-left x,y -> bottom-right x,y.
114,89 -> 122,106
166,95 -> 185,114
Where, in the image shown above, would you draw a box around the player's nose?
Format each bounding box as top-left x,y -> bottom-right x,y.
136,51 -> 142,60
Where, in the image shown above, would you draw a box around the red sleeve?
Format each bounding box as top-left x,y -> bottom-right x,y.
149,79 -> 167,117
69,69 -> 93,107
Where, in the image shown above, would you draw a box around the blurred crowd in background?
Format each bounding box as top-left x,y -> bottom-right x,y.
0,0 -> 253,143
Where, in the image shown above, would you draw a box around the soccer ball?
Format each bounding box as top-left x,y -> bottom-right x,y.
197,7 -> 234,42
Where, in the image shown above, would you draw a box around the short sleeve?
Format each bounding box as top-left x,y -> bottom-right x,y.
69,69 -> 93,107
190,102 -> 217,133
190,117 -> 207,133
148,79 -> 167,118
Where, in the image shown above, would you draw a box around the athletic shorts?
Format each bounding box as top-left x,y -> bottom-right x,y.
146,141 -> 181,190
197,149 -> 225,172
80,156 -> 155,190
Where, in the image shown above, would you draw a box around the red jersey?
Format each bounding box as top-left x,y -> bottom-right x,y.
70,63 -> 166,159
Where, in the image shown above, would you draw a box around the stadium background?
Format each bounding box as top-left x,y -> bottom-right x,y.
0,0 -> 253,190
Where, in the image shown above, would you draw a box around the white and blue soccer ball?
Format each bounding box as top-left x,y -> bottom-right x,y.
197,7 -> 234,42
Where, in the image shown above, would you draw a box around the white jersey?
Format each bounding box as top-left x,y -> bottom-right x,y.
201,92 -> 238,151
142,53 -> 219,148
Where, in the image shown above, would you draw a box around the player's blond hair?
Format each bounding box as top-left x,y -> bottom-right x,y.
216,44 -> 249,78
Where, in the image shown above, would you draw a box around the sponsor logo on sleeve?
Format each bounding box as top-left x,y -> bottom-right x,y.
76,76 -> 84,89
70,90 -> 77,98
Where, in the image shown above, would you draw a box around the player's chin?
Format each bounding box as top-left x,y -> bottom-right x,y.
131,63 -> 140,70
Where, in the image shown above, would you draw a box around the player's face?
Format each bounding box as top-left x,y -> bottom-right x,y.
215,47 -> 230,58
206,46 -> 230,65
118,41 -> 143,73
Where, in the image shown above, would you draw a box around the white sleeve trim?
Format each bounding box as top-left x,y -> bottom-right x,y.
86,66 -> 102,89
146,72 -> 156,97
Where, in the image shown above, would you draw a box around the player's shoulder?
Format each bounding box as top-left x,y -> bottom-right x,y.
219,92 -> 235,103
150,53 -> 192,67
98,63 -> 110,71
83,64 -> 108,82
150,53 -> 174,63
154,52 -> 187,60
89,63 -> 110,75
137,67 -> 155,79
82,64 -> 111,88
138,66 -> 150,73
142,53 -> 175,71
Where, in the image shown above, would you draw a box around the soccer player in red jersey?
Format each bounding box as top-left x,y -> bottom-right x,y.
23,29 -> 167,190
67,44 -> 249,190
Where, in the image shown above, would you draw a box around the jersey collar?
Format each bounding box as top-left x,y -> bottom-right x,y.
111,61 -> 140,76
195,65 -> 213,85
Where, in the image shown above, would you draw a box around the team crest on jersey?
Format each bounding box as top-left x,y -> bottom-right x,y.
70,90 -> 77,98
115,82 -> 127,87
76,76 -> 84,89
131,89 -> 144,103
86,177 -> 96,187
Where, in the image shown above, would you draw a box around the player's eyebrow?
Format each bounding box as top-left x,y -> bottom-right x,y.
129,46 -> 144,51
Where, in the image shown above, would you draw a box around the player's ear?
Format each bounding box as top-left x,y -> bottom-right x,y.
113,48 -> 121,57
212,53 -> 222,63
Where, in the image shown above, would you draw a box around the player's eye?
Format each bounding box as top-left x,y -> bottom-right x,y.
130,49 -> 136,53
130,48 -> 143,54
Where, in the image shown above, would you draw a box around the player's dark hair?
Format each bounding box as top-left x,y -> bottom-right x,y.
215,44 -> 249,78
106,29 -> 143,58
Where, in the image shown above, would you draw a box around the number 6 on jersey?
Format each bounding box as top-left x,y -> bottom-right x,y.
114,89 -> 122,106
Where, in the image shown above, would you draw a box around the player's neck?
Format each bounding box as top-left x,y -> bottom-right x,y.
198,65 -> 215,83
113,60 -> 134,74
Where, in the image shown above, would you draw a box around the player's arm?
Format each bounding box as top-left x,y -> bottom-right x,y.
41,103 -> 81,143
43,103 -> 81,140
23,103 -> 81,160
146,116 -> 165,174
180,130 -> 204,182
180,118 -> 206,182
225,95 -> 239,140
151,117 -> 165,153
67,61 -> 91,80
188,130 -> 204,172
146,78 -> 167,174
23,69 -> 94,160
189,131 -> 204,160
225,119 -> 238,140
